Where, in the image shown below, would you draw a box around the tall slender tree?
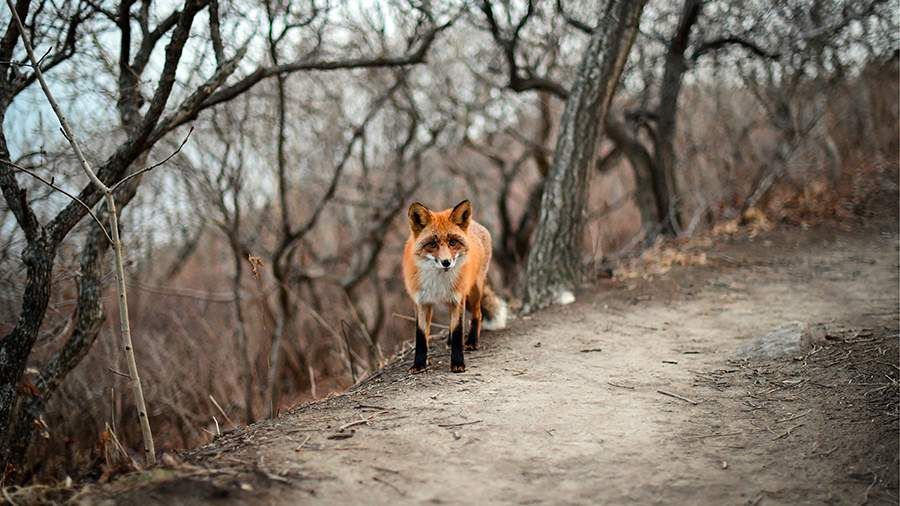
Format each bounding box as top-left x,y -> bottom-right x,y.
522,0 -> 646,312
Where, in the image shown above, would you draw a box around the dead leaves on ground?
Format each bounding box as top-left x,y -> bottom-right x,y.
616,241 -> 708,279
616,207 -> 777,280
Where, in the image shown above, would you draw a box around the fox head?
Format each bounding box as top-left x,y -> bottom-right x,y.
408,200 -> 472,272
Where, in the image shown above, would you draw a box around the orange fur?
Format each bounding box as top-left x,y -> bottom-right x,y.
402,200 -> 498,373
402,201 -> 491,308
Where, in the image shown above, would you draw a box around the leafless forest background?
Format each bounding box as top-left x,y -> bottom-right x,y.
0,0 -> 896,483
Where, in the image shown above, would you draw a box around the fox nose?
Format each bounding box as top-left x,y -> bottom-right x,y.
440,259 -> 451,268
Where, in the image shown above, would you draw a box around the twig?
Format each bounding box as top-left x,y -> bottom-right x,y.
356,404 -> 391,411
1,159 -> 112,244
105,366 -> 131,379
437,420 -> 482,428
862,472 -> 878,504
580,348 -> 603,353
255,456 -> 291,484
2,487 -> 20,506
338,411 -> 384,431
294,434 -> 312,452
111,125 -> 195,192
775,409 -> 811,424
657,389 -> 699,405
607,380 -> 635,390
685,431 -> 743,440
105,423 -> 140,469
212,416 -> 220,436
392,312 -> 449,330
771,423 -> 803,440
209,394 -> 236,428
373,475 -> 406,496
338,419 -> 370,431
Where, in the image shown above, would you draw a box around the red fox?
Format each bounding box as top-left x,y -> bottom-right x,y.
402,200 -> 507,373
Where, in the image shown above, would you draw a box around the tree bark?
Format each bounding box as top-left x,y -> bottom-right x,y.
521,0 -> 646,312
605,116 -> 659,236
652,0 -> 702,236
3,219 -> 107,476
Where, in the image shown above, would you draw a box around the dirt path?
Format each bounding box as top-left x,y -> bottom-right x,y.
73,217 -> 898,505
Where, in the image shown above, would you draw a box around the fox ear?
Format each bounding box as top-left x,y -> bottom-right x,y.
408,202 -> 432,235
450,200 -> 472,230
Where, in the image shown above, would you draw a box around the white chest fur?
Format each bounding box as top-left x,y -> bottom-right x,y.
414,258 -> 465,305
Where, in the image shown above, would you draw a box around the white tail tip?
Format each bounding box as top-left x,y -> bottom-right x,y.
482,299 -> 508,330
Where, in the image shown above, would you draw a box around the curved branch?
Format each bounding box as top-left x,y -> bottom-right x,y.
555,0 -> 592,34
692,36 -> 780,61
481,0 -> 570,100
196,20 -> 452,115
0,159 -> 112,244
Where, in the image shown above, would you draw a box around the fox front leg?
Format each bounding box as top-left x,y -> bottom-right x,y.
410,304 -> 432,373
448,301 -> 466,373
465,287 -> 482,351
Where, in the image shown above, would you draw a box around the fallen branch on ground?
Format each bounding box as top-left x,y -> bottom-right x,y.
657,389 -> 699,405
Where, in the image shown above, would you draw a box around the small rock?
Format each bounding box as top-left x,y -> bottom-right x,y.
738,322 -> 808,359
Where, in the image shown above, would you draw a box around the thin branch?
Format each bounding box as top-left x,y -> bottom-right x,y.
556,0 -> 592,34
481,0 -> 569,99
5,0 -> 109,193
196,19 -> 454,115
111,125 -> 194,192
0,159 -> 112,244
208,0 -> 225,65
692,36 -> 780,61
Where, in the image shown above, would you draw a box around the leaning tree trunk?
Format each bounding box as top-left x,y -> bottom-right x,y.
605,116 -> 659,236
652,0 -> 702,236
521,0 -> 647,312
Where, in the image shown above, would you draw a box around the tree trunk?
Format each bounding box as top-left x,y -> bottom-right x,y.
0,240 -> 53,475
605,116 -> 659,237
652,0 -> 702,236
3,220 -> 108,477
521,0 -> 646,312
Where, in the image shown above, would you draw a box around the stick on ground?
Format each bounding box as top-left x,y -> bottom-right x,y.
657,389 -> 699,405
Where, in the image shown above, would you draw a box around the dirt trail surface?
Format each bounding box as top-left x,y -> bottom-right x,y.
68,216 -> 898,505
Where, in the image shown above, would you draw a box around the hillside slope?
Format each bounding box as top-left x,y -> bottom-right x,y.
40,214 -> 900,505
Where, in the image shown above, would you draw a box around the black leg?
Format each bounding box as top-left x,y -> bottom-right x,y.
465,317 -> 480,351
410,319 -> 428,373
450,312 -> 465,373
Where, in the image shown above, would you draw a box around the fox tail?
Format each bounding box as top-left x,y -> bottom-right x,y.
481,284 -> 508,331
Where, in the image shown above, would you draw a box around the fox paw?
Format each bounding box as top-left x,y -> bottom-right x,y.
409,364 -> 427,374
450,363 -> 466,373
465,342 -> 479,351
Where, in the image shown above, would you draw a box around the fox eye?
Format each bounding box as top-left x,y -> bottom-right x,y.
426,240 -> 438,249
448,239 -> 459,247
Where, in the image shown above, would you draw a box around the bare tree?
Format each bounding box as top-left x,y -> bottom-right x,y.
0,0 -> 451,475
521,0 -> 646,312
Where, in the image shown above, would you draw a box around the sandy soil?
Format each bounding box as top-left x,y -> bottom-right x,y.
34,213 -> 899,506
